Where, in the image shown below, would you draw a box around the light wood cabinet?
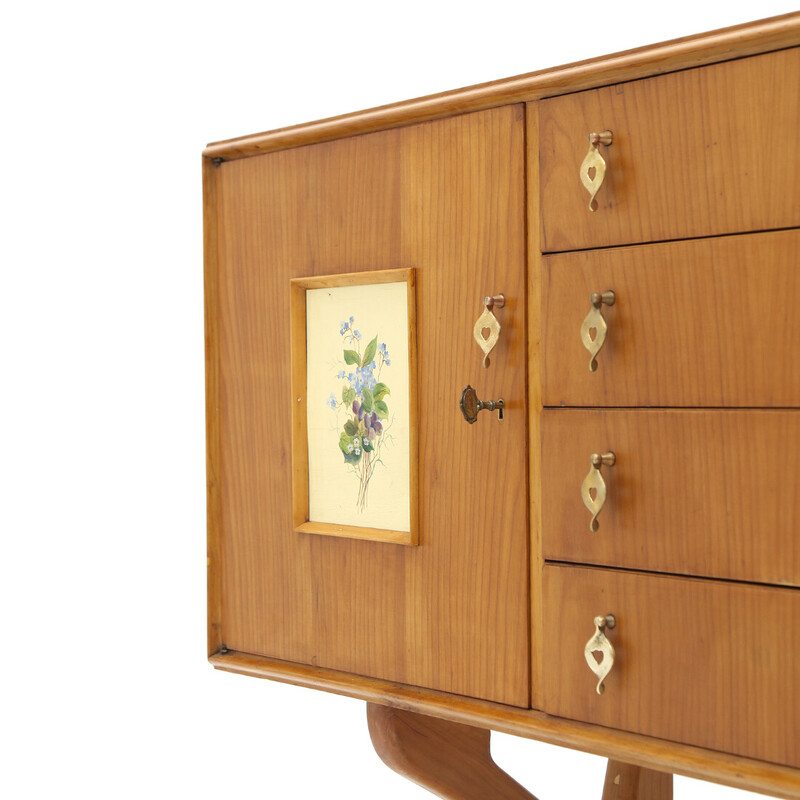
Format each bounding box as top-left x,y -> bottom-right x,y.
205,13 -> 800,800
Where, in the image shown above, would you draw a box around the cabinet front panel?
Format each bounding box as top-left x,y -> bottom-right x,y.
541,230 -> 800,408
539,47 -> 800,252
215,106 -> 529,706
542,409 -> 800,587
542,565 -> 800,767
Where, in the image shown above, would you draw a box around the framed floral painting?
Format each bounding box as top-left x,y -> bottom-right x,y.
290,268 -> 418,545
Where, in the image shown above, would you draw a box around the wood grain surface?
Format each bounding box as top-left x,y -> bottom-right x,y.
209,650 -> 800,799
542,230 -> 800,408
203,156 -> 223,656
367,704 -> 537,800
526,103 -> 544,711
212,105 -> 529,705
539,47 -> 800,251
542,565 -> 800,768
204,14 -> 800,161
541,409 -> 800,586
602,761 -> 672,800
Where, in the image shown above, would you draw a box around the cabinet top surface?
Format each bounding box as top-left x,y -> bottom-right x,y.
204,12 -> 799,162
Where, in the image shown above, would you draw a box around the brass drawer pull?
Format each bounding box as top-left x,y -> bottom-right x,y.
459,385 -> 504,424
580,130 -> 613,211
585,614 -> 616,695
473,294 -> 504,368
581,290 -> 615,372
581,451 -> 616,532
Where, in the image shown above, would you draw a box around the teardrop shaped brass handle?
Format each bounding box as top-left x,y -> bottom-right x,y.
584,614 -> 616,695
473,294 -> 504,368
580,130 -> 613,211
581,451 -> 615,532
581,290 -> 615,372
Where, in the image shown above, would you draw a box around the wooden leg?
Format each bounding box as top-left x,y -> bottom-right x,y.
367,703 -> 538,800
602,759 -> 673,800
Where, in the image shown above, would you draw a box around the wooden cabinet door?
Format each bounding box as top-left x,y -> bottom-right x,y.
210,106 -> 529,706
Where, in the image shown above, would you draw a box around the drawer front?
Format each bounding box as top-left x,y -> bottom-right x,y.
542,230 -> 800,408
541,409 -> 800,586
542,565 -> 800,766
538,47 -> 800,252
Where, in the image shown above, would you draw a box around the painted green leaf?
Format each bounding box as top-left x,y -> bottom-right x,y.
361,387 -> 374,414
375,399 -> 389,419
339,431 -> 361,463
373,382 -> 390,401
343,349 -> 360,365
362,336 -> 378,367
344,387 -> 356,406
343,419 -> 357,436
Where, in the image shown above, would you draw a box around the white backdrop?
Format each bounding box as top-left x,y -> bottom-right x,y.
3,2 -> 796,797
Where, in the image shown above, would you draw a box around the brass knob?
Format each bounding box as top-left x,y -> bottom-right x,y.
580,130 -> 613,211
584,614 -> 616,695
581,290 -> 615,372
459,385 -> 504,424
581,451 -> 615,532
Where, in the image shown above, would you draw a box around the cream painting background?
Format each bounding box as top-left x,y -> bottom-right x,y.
306,281 -> 411,531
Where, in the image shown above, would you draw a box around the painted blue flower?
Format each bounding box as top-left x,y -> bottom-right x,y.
353,330 -> 362,340
385,358 -> 391,366
339,321 -> 349,335
337,370 -> 346,379
327,393 -> 337,409
349,316 -> 355,324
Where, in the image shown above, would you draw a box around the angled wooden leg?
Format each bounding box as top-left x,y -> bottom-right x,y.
602,759 -> 673,800
367,703 -> 538,800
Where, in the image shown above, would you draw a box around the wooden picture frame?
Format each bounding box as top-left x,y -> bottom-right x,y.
290,268 -> 418,545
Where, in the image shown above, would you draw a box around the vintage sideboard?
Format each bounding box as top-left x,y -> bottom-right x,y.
203,13 -> 800,799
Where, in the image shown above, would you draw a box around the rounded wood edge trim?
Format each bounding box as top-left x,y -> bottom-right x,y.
203,12 -> 800,162
208,651 -> 800,799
